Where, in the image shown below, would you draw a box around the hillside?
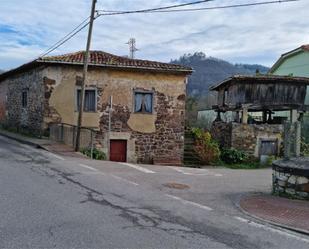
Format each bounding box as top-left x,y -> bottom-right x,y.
171,52 -> 269,99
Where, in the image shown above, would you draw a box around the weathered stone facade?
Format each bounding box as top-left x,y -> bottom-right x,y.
4,67 -> 45,134
273,158 -> 309,200
0,80 -> 8,122
0,57 -> 188,164
99,90 -> 185,164
211,121 -> 283,157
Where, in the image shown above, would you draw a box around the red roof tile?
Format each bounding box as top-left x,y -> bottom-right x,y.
38,50 -> 192,73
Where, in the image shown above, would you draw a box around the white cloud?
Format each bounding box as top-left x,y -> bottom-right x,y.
0,0 -> 308,70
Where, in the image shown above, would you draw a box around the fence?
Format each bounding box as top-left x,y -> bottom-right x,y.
49,123 -> 96,151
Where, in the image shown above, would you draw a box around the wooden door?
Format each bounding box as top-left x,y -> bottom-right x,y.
110,140 -> 127,162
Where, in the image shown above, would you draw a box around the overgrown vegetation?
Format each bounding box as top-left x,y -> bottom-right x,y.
219,147 -> 275,169
81,147 -> 106,160
301,138 -> 309,156
191,127 -> 220,165
220,148 -> 248,164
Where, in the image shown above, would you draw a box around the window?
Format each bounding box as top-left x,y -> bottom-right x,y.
22,91 -> 27,108
76,89 -> 96,112
134,92 -> 153,113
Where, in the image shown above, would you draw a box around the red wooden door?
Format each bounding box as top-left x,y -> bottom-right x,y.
110,140 -> 127,162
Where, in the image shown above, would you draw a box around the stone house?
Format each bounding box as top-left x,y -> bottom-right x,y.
0,51 -> 192,164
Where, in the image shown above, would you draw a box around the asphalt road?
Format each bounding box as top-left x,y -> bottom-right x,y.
0,135 -> 308,249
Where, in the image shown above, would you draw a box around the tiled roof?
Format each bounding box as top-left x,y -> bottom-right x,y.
38,50 -> 192,73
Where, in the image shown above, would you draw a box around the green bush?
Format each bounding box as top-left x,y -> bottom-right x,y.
301,137 -> 309,156
81,147 -> 106,160
220,148 -> 248,164
191,128 -> 220,165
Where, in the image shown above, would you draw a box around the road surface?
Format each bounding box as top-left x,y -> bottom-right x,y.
0,135 -> 308,248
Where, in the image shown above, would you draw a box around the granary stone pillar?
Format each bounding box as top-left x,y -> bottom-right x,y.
242,108 -> 248,124
290,109 -> 298,123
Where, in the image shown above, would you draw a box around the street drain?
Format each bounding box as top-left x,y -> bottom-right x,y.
163,182 -> 190,190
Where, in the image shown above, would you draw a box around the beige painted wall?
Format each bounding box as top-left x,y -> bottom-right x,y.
44,65 -> 186,133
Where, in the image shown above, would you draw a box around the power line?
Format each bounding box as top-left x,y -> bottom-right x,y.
38,21 -> 90,58
97,0 -> 299,15
39,16 -> 90,58
97,0 -> 215,14
38,1 -> 214,58
38,0 -> 299,58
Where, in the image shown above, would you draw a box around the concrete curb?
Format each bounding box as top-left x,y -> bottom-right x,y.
237,195 -> 309,236
0,129 -> 46,149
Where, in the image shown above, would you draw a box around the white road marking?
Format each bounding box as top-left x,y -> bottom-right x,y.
168,166 -> 222,176
110,174 -> 139,186
168,166 -> 184,173
234,216 -> 309,244
119,162 -> 155,174
165,194 -> 213,211
78,163 -> 98,171
47,152 -> 65,161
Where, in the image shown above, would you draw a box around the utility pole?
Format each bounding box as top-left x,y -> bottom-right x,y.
75,0 -> 97,152
126,38 -> 138,59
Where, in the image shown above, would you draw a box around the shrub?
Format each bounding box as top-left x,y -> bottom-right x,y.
191,128 -> 220,165
220,148 -> 248,164
81,147 -> 106,160
301,138 -> 309,156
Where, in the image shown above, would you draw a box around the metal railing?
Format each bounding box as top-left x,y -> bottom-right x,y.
49,123 -> 97,157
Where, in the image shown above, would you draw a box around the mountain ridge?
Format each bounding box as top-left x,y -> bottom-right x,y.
171,52 -> 269,98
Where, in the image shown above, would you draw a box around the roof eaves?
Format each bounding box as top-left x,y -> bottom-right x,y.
209,76 -> 233,91
0,59 -> 41,81
269,46 -> 305,73
210,74 -> 309,91
37,60 -> 193,74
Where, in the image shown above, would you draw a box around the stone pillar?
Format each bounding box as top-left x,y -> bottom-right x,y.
290,109 -> 298,123
242,108 -> 248,124
294,121 -> 301,157
284,121 -> 291,160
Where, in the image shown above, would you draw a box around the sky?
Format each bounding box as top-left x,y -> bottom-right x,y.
0,0 -> 308,70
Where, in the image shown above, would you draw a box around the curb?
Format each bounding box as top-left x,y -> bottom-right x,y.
0,130 -> 47,150
237,196 -> 309,236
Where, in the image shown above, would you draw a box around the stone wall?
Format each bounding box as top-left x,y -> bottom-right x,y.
5,67 -> 45,135
273,158 -> 309,200
99,90 -> 185,164
210,121 -> 232,148
211,122 -> 283,157
231,123 -> 283,157
0,80 -> 8,122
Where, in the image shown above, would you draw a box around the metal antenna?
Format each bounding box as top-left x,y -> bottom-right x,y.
126,38 -> 138,59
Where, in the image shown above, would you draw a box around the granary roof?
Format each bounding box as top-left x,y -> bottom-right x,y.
210,74 -> 309,91
0,50 -> 192,81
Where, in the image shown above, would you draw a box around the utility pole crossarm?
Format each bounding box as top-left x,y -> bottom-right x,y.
75,0 -> 97,152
